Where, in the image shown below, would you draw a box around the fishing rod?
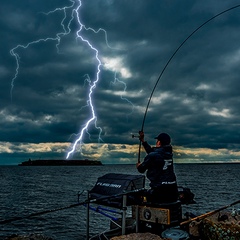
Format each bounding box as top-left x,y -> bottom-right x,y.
0,188 -> 144,225
137,4 -> 240,163
180,199 -> 240,225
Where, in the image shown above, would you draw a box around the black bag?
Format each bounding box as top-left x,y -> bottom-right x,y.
178,186 -> 196,204
89,173 -> 145,208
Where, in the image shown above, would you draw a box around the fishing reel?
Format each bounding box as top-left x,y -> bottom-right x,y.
131,134 -> 140,139
132,130 -> 144,139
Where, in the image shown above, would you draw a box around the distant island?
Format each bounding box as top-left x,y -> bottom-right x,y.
18,159 -> 102,166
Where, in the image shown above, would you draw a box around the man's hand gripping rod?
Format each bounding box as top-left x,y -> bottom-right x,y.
132,131 -> 144,163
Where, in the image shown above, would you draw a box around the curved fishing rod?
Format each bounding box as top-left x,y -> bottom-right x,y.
180,199 -> 240,225
137,4 -> 240,163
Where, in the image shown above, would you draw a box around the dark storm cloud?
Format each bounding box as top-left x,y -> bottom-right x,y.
1,0 -> 240,164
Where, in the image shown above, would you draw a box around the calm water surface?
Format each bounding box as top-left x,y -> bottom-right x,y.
0,164 -> 239,239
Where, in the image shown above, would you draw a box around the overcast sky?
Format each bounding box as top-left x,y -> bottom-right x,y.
1,0 -> 240,165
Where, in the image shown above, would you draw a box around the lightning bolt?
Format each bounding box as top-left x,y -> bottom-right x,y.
10,0 -> 76,100
111,72 -> 135,119
10,0 -> 133,159
66,0 -> 105,159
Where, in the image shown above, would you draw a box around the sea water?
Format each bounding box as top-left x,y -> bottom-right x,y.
0,163 -> 239,240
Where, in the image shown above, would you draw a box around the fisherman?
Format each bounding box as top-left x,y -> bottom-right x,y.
136,131 -> 178,204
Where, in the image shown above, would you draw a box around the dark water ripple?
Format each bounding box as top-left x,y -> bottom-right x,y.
0,164 -> 239,239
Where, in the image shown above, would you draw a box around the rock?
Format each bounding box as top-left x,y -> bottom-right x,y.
201,211 -> 240,240
110,232 -> 166,240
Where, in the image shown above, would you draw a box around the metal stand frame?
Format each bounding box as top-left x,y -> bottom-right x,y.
121,194 -> 127,235
85,193 -> 129,239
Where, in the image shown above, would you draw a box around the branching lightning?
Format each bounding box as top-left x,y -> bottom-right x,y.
66,0 -> 104,159
111,72 -> 134,118
10,0 -> 133,159
10,0 -> 76,100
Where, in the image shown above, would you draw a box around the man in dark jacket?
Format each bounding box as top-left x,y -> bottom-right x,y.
136,131 -> 178,204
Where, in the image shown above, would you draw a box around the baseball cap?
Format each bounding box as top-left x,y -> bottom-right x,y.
154,133 -> 171,145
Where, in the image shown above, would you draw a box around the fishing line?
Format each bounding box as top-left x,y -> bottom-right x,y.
0,188 -> 144,224
137,4 -> 240,163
